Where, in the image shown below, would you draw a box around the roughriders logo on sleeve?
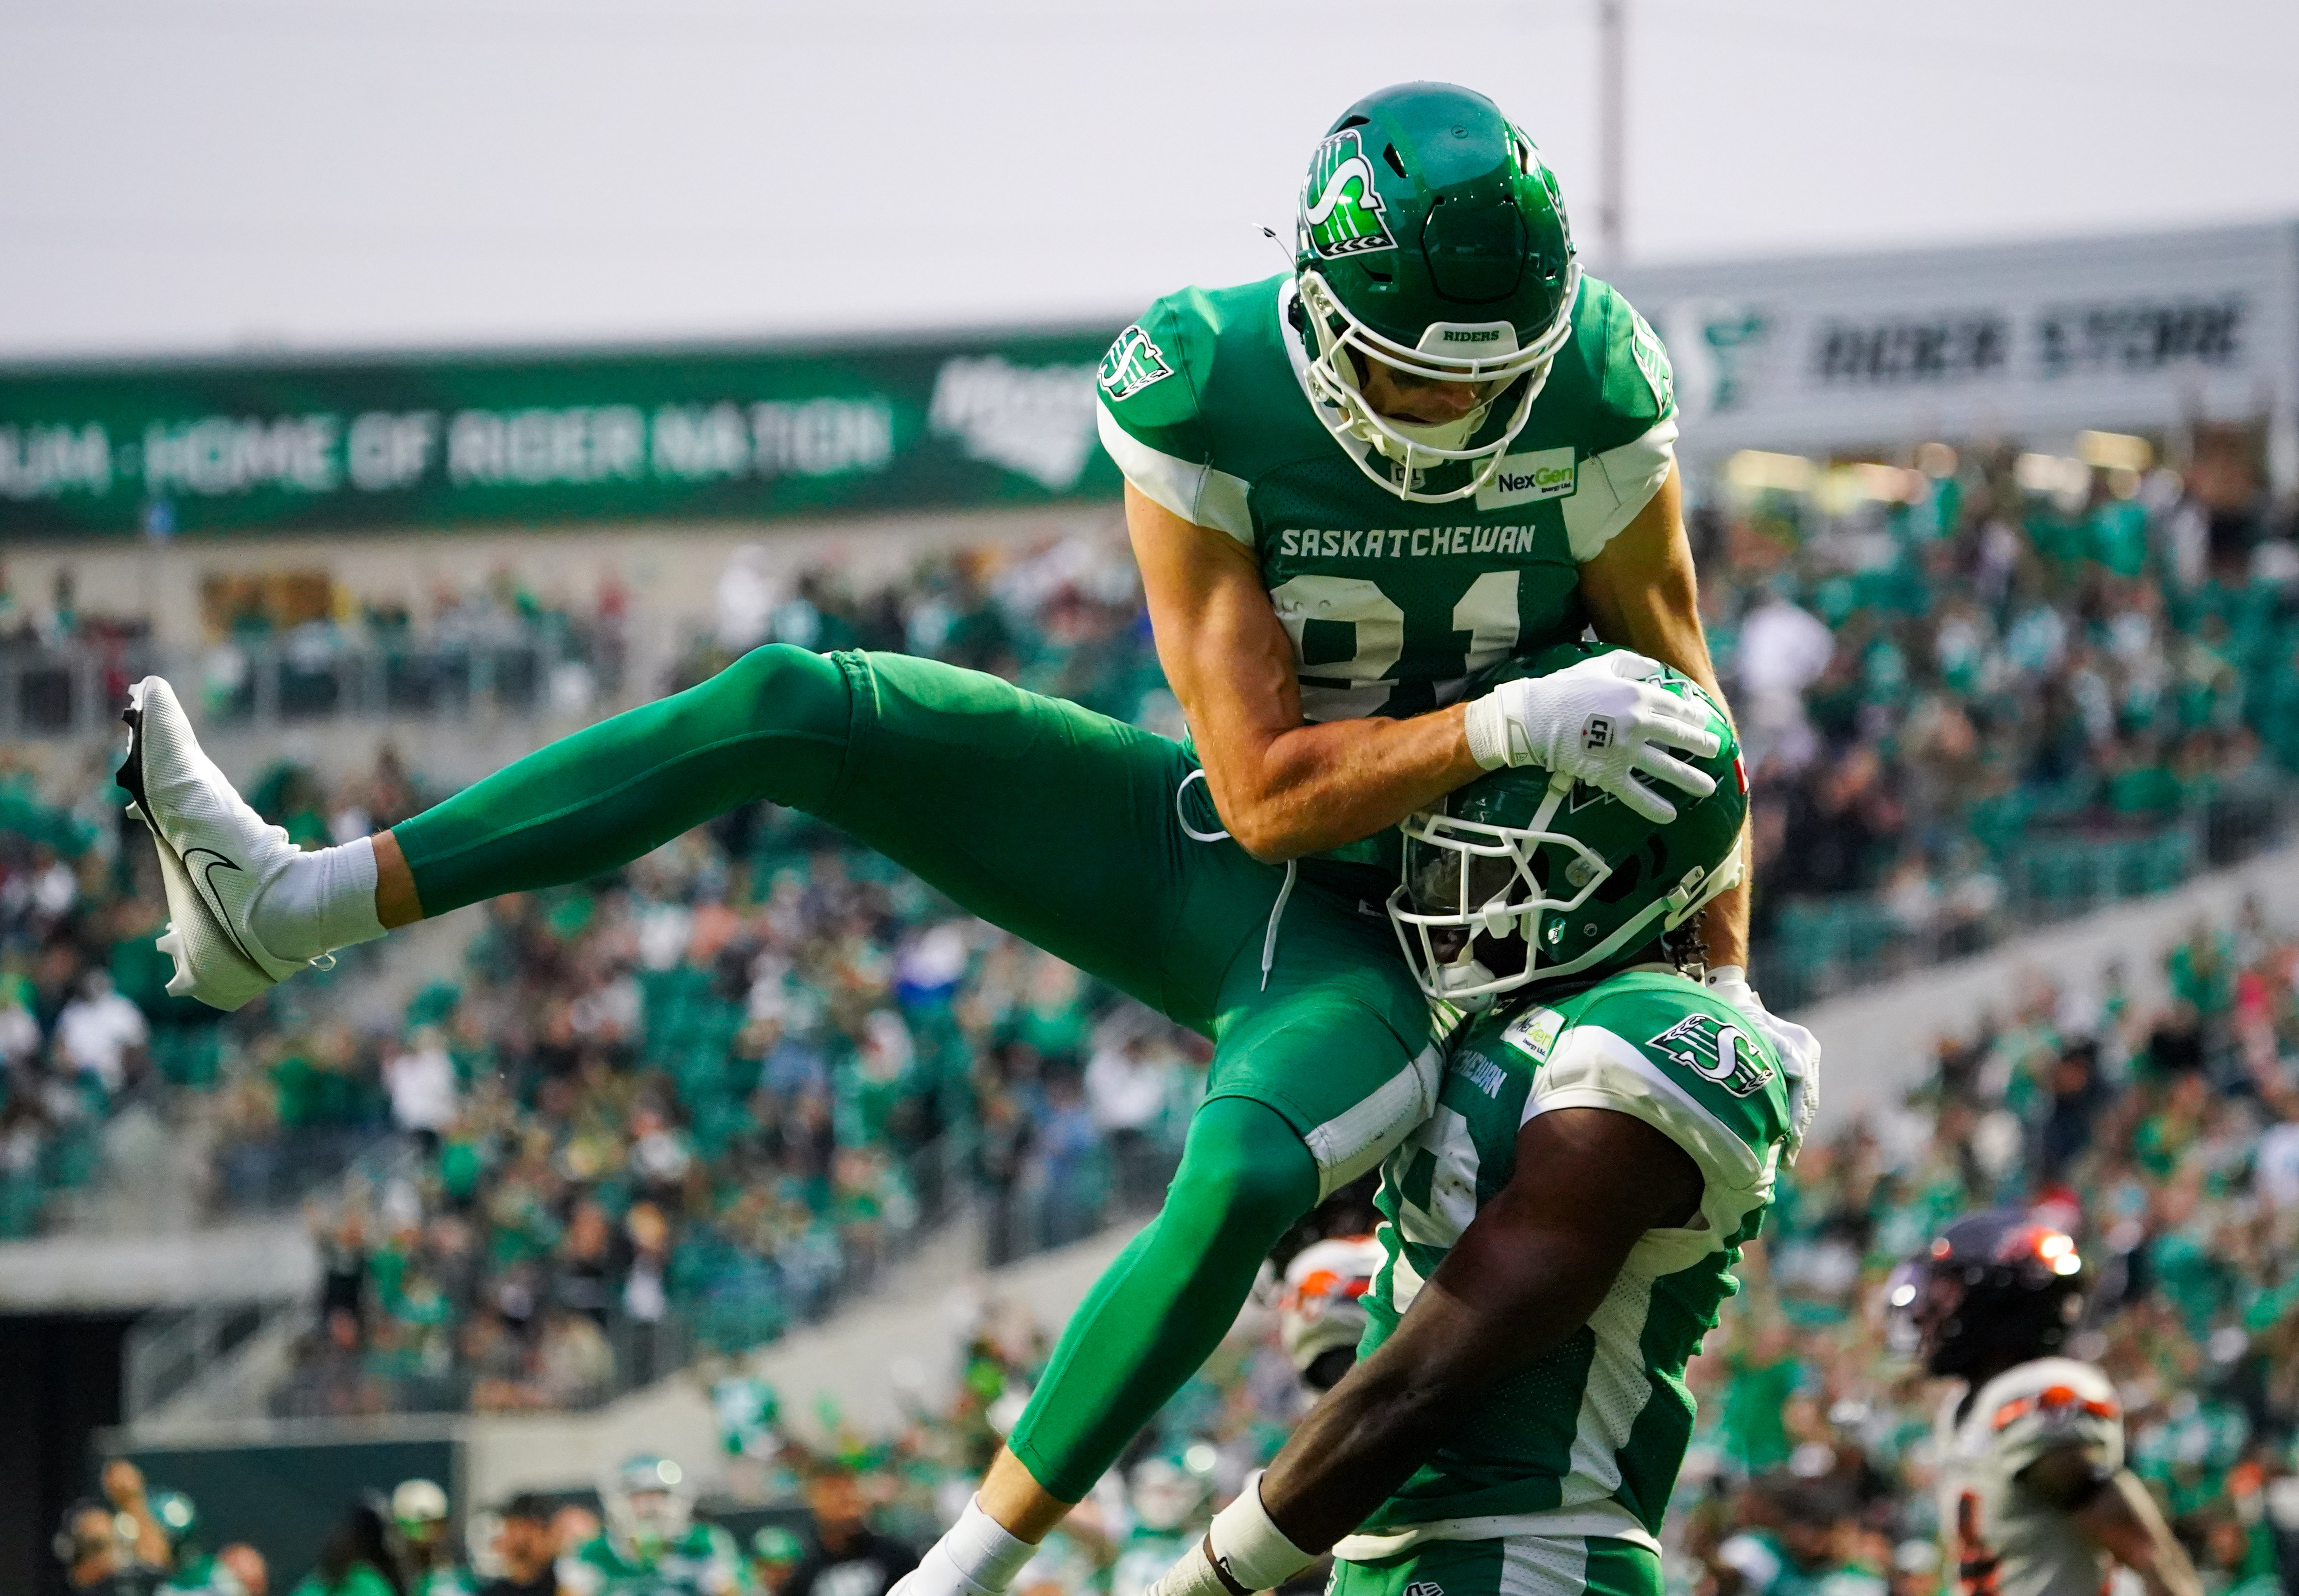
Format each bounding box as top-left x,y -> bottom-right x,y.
1299,129 -> 1399,259
1648,1012 -> 1775,1098
1097,325 -> 1174,402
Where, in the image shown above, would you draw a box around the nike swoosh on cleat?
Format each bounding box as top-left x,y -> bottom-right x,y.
183,846 -> 264,970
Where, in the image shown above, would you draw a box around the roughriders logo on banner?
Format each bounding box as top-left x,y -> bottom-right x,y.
929,356 -> 1100,491
1299,129 -> 1398,259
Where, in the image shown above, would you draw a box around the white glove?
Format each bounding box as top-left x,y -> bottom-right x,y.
1706,966 -> 1819,1161
1462,651 -> 1721,823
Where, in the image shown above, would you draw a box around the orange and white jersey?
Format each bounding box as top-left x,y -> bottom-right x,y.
1935,1358 -> 2124,1596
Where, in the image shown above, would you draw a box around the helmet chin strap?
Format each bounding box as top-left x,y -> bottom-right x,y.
1435,958 -> 1501,1009
1327,347 -> 1491,460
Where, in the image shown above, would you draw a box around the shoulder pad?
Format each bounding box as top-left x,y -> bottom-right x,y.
1576,276 -> 1676,441
1096,289 -> 1261,540
1565,976 -> 1791,1153
1098,292 -> 1213,455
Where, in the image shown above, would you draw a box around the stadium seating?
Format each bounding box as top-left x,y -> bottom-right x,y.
6,456 -> 2299,1443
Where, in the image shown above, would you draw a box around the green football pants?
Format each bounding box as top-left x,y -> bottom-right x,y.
391,645 -> 1437,1499
1333,1536 -> 1663,1596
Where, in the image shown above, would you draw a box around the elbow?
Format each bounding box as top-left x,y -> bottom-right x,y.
1224,806 -> 1307,865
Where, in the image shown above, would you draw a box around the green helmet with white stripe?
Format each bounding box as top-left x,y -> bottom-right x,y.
1294,81 -> 1580,504
1390,641 -> 1745,1005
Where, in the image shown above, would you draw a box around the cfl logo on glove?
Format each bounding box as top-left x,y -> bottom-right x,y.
1581,715 -> 1614,750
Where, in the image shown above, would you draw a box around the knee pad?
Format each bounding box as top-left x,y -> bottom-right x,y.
1172,1097 -> 1318,1245
719,643 -> 852,742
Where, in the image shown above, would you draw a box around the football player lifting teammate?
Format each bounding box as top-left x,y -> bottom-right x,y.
116,81 -> 1818,1595
1142,654 -> 1802,1596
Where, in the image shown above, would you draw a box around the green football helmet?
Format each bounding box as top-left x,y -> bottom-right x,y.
602,1454 -> 693,1557
1390,642 -> 1746,1005
1294,81 -> 1580,504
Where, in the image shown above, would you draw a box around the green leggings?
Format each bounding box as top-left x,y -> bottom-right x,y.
394,646 -> 1434,1499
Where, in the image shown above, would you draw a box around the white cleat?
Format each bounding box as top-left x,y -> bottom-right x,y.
119,676 -> 310,1012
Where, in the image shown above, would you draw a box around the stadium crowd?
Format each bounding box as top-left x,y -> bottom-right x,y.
1703,441 -> 2295,1003
6,438 -> 2299,1430
623,892 -> 2299,1596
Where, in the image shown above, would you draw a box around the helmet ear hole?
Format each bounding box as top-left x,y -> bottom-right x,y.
1592,840 -> 1664,905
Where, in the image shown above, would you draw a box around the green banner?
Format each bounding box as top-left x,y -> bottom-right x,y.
0,327 -> 1126,538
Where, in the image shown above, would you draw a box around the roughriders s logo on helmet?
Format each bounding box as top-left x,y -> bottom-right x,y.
1299,129 -> 1398,258
1098,325 -> 1174,402
1649,1013 -> 1775,1098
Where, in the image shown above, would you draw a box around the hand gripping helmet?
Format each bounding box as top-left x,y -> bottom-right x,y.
1886,1210 -> 2087,1378
1389,642 -> 1745,1005
1294,81 -> 1579,504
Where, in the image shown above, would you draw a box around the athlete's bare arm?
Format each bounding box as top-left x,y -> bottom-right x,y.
2024,1453 -> 2202,1596
1127,482 -> 1483,864
1578,464 -> 1750,970
1251,1106 -> 1702,1552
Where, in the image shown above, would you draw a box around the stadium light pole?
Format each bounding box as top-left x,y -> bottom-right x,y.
1597,0 -> 1626,264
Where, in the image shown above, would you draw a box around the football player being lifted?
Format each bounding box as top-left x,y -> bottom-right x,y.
116,81 -> 1815,1594
1895,1213 -> 2200,1596
1143,650 -> 1804,1596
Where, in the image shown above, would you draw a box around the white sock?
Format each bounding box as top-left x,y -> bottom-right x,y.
922,1497 -> 1036,1596
249,836 -> 387,962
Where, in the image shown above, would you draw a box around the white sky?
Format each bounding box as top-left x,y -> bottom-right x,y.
3,0 -> 2296,362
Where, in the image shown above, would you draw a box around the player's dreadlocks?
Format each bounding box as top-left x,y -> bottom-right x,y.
1662,908 -> 1709,982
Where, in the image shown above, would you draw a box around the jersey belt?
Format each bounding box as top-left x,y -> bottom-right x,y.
1333,1502 -> 1664,1560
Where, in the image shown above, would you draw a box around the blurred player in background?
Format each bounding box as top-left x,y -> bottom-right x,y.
1109,1458 -> 1214,1596
1711,1476 -> 1887,1596
62,1461 -> 178,1596
746,1527 -> 805,1596
562,1455 -> 739,1596
1140,652 -> 1796,1596
1277,1231 -> 1384,1395
119,78 -> 1809,1596
783,1465 -> 919,1596
166,1545 -> 270,1596
291,1499 -> 406,1596
478,1496 -> 562,1596
394,1479 -> 477,1596
1894,1213 -> 2200,1596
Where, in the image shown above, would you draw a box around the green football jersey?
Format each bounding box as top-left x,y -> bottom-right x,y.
1337,967 -> 1790,1555
1095,271 -> 1677,727
561,1526 -> 742,1596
